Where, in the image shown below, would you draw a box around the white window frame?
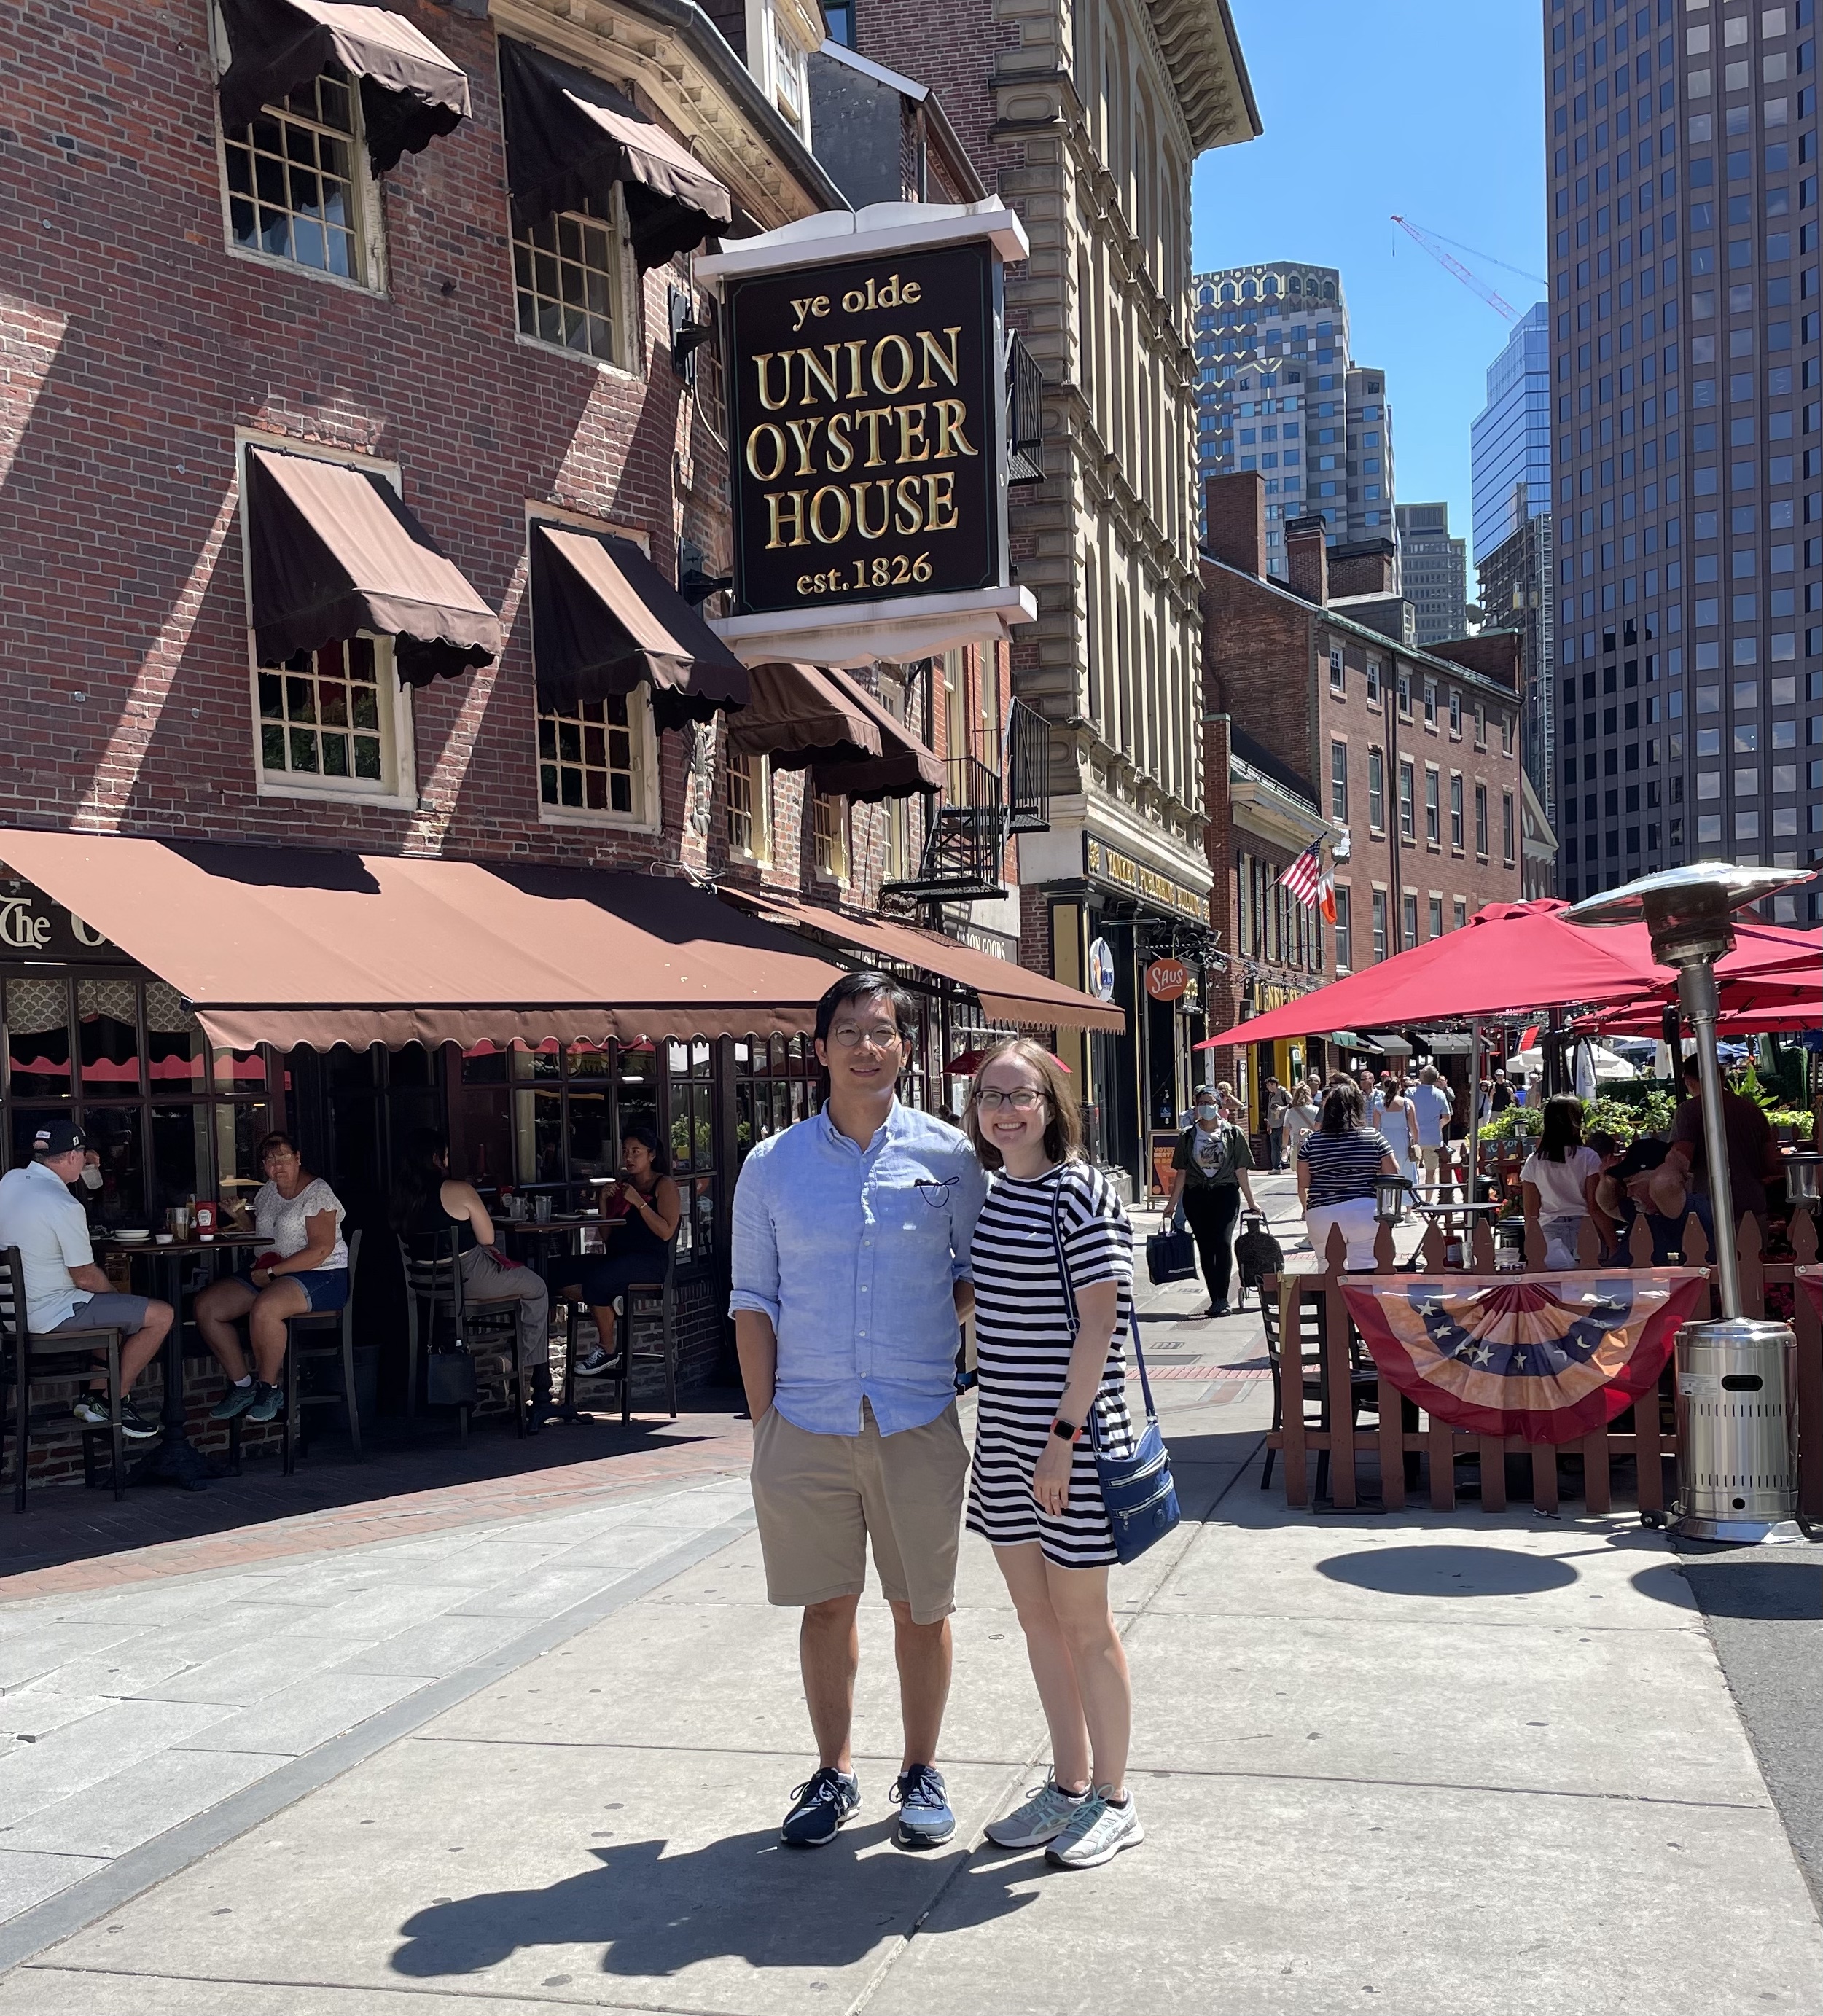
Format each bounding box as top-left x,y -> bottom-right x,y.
510,182 -> 639,379
209,4 -> 387,295
528,505 -> 661,833
812,789 -> 850,886
235,431 -> 417,809
725,750 -> 773,864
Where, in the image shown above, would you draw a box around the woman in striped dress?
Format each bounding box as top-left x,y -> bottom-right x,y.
964,1039 -> 1144,1870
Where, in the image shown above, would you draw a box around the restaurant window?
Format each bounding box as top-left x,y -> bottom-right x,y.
514,194 -> 630,367
3,974 -> 274,1224
666,1038 -> 717,1262
538,692 -> 650,821
1449,772 -> 1464,848
1398,758 -> 1416,840
725,751 -> 771,862
1332,885 -> 1352,970
1428,894 -> 1443,939
813,791 -> 849,883
1424,767 -> 1440,844
1330,740 -> 1348,820
1370,888 -> 1389,961
1423,679 -> 1438,727
1448,689 -> 1462,735
217,52 -> 378,285
1400,892 -> 1418,950
735,1034 -> 824,1168
1367,748 -> 1385,831
1475,782 -> 1490,856
1502,789 -> 1517,865
257,635 -> 399,792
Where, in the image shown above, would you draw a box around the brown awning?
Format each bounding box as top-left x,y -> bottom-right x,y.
725,888 -> 1126,1033
726,663 -> 883,770
246,448 -> 501,687
0,833 -> 844,1052
810,669 -> 944,801
531,526 -> 749,730
217,0 -> 472,175
499,38 -> 733,270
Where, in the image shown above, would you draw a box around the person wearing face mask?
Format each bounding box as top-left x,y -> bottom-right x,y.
1164,1090 -> 1259,1318
0,1119 -> 173,1438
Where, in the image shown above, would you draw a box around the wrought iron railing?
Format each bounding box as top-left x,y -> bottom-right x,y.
1006,332 -> 1044,485
880,699 -> 1050,905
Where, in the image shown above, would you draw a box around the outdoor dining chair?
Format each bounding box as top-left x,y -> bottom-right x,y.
399,1229 -> 534,1445
1,1244 -> 133,1509
1258,1272 -> 1381,1501
560,1243 -> 679,1426
227,1230 -> 364,1477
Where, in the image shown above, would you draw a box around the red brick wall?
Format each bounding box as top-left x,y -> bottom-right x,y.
1426,630 -> 1523,692
1203,472 -> 1266,579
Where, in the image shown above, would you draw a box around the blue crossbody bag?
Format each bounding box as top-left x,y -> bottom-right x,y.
1050,1177 -> 1182,1565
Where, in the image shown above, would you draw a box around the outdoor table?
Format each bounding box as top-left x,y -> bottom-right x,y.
101,1230 -> 264,1490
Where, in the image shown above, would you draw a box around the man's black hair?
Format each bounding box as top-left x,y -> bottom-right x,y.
813,969 -> 919,1049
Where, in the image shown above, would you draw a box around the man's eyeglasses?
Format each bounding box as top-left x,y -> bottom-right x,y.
828,1024 -> 904,1050
975,1088 -> 1046,1112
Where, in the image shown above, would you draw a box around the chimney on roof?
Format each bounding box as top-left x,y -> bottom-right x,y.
1284,515 -> 1329,606
1203,472 -> 1265,577
1328,538 -> 1398,598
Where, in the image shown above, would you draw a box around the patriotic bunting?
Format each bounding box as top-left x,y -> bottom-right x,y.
1342,1271 -> 1710,1445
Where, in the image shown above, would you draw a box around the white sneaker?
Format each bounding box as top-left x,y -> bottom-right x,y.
983,1777 -> 1087,1849
1045,1786 -> 1144,1869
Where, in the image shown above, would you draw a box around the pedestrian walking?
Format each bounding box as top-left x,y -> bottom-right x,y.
1281,1079 -> 1321,1169
964,1039 -> 1144,1870
1375,1071 -> 1418,1188
729,972 -> 987,1852
1163,1088 -> 1258,1317
1408,1064 -> 1456,1198
1297,1080 -> 1399,1270
1262,1075 -> 1289,1171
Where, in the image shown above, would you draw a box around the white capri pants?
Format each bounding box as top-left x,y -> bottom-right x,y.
1304,1198 -> 1380,1272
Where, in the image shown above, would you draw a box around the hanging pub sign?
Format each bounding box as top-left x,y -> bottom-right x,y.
696,203 -> 1037,668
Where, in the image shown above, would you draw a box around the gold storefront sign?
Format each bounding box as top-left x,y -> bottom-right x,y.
1083,837 -> 1210,926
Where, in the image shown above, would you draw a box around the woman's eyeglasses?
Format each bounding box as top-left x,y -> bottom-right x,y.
975,1088 -> 1045,1112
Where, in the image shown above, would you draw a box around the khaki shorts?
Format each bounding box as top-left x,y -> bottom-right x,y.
750,1399 -> 967,1625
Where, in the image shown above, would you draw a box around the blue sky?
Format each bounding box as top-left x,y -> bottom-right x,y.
1192,1 -> 1547,579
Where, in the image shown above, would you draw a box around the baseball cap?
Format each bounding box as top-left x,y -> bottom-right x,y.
31,1120 -> 87,1157
1610,1137 -> 1669,1184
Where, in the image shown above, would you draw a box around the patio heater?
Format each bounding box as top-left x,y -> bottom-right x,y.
1563,862 -> 1815,1543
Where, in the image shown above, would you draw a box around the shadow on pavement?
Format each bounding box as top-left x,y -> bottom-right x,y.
1677,1559 -> 1823,1620
1315,1543 -> 1579,1598
390,1823 -> 1039,1980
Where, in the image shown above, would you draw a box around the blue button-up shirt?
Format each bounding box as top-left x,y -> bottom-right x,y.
729,1099 -> 987,1437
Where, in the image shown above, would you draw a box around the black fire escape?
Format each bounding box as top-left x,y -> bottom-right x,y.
883,698 -> 1050,905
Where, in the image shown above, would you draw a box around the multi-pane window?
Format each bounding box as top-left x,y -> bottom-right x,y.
1450,773 -> 1464,846
257,637 -> 390,785
884,793 -> 920,883
1367,747 -> 1385,830
1475,783 -> 1490,856
1448,690 -> 1462,735
222,66 -> 365,280
1428,895 -> 1443,939
1333,885 -> 1352,970
1330,740 -> 1348,820
726,752 -> 770,860
813,791 -> 848,881
1474,702 -> 1486,747
1423,679 -> 1437,726
1453,899 -> 1467,930
772,15 -> 808,132
1329,646 -> 1346,694
1398,759 -> 1416,839
1424,768 -> 1440,843
1397,669 -> 1412,717
1500,711 -> 1514,754
1502,790 -> 1517,864
514,197 -> 625,364
539,694 -> 639,815
1401,893 -> 1418,950
1366,660 -> 1382,704
1371,888 -> 1389,961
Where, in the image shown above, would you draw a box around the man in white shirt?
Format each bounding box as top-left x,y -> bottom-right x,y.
0,1120 -> 172,1438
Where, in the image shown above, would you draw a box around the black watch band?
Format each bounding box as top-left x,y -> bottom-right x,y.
1051,1416 -> 1078,1441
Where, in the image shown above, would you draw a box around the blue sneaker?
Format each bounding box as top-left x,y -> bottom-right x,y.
891,1762 -> 955,1848
781,1767 -> 859,1848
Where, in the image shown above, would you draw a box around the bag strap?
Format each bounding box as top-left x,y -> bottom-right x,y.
1047,1170 -> 1157,1439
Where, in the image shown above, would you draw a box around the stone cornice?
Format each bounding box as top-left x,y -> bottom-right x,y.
1144,0 -> 1260,154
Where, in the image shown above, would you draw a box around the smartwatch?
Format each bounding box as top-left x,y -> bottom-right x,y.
1051,1416 -> 1079,1442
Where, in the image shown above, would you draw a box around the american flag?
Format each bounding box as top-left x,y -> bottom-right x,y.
1278,843 -> 1324,909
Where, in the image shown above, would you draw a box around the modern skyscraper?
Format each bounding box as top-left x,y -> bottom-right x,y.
1471,302 -> 1556,816
1543,0 -> 1819,921
1395,502 -> 1469,643
1192,263 -> 1397,578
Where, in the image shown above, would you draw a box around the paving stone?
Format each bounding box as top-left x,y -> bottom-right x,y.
0,1700 -> 238,1830
177,1673 -> 432,1758
0,1852 -> 109,1922
1,1749 -> 288,1858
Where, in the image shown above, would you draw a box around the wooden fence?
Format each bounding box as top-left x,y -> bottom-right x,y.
1263,1206 -> 1823,1517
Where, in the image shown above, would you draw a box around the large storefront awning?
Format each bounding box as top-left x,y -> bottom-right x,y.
0,834 -> 842,1051
217,0 -> 473,174
246,448 -> 501,687
726,890 -> 1125,1032
499,37 -> 733,270
531,526 -> 749,729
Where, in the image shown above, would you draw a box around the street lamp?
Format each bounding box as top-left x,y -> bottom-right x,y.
1564,861 -> 1816,1542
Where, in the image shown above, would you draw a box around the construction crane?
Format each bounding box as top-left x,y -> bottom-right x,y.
1391,215 -> 1521,321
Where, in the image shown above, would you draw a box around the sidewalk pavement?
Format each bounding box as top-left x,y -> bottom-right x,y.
1,1177 -> 1819,2014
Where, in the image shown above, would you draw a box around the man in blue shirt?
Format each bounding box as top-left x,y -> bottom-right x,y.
731,972 -> 985,1852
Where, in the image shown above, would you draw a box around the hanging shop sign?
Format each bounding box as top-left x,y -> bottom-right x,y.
1082,836 -> 1211,926
1087,936 -> 1117,1002
1144,958 -> 1190,1003
697,203 -> 1037,666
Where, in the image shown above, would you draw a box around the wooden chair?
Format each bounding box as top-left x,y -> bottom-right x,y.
1,1245 -> 132,1510
1259,1271 -> 1379,1501
399,1230 -> 530,1445
561,1244 -> 679,1426
227,1230 -> 363,1476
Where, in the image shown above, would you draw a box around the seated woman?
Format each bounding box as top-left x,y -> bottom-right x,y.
566,1125 -> 682,1378
200,1132 -> 348,1425
1594,1138 -> 1696,1264
391,1129 -> 554,1413
1521,1095 -> 1604,1268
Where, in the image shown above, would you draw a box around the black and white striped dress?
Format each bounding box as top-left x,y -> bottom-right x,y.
967,1160 -> 1136,1569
